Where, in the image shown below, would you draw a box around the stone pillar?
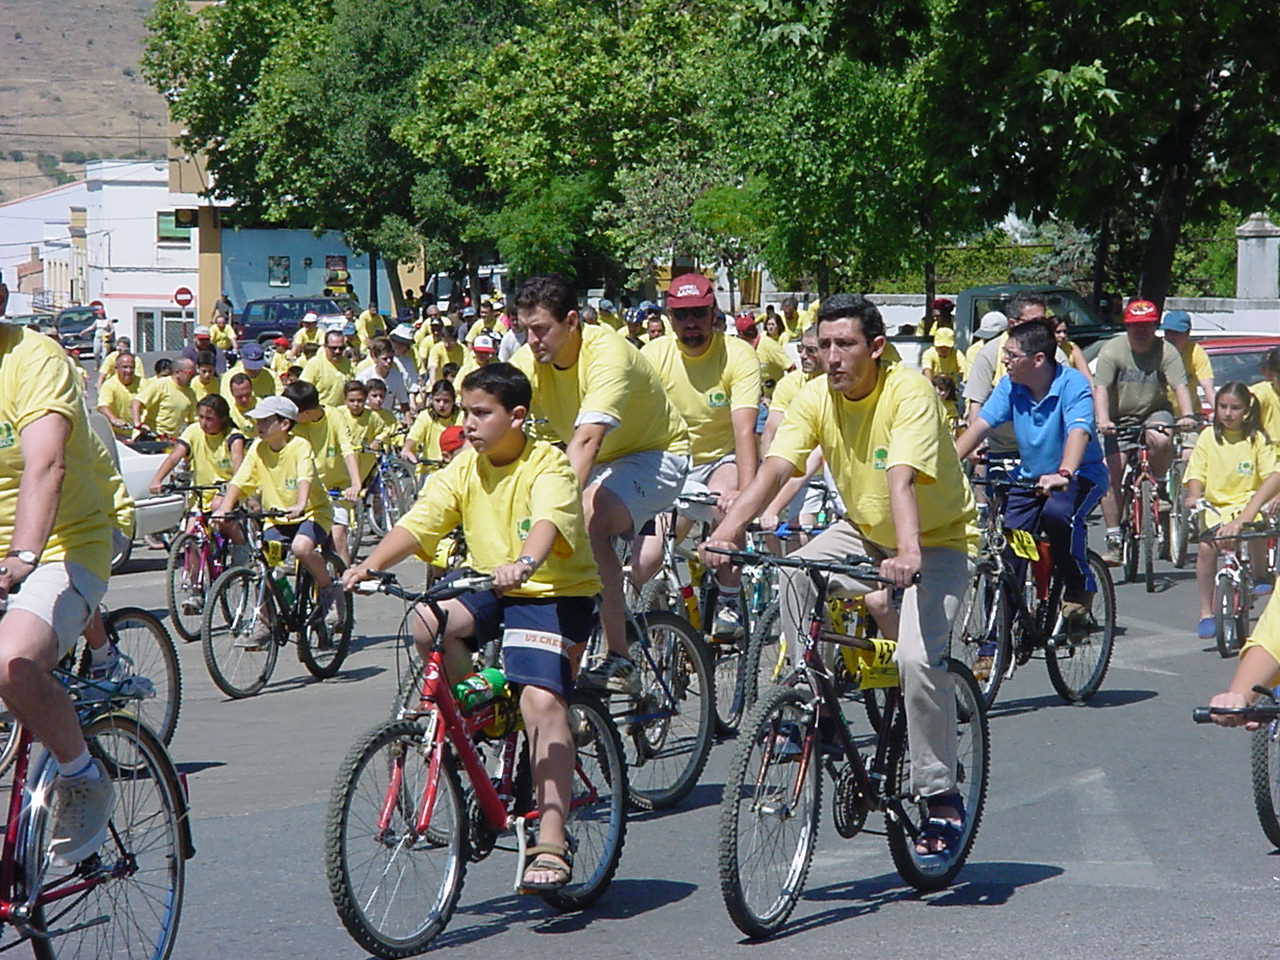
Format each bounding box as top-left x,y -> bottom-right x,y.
1236,213 -> 1280,299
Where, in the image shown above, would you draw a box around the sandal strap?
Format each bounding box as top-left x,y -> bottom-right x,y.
524,843 -> 573,866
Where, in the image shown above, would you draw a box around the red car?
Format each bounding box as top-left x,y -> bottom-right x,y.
1198,334 -> 1280,415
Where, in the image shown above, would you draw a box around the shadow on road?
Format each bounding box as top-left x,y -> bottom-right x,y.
753,860 -> 1062,941
175,759 -> 226,776
988,687 -> 1156,720
630,781 -> 723,822
117,555 -> 168,575
254,664 -> 386,698
429,878 -> 697,949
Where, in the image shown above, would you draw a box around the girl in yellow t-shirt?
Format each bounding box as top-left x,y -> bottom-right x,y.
402,380 -> 460,477
1184,382 -> 1280,639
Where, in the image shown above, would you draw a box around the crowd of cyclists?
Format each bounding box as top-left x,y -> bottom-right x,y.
9,265 -> 1280,952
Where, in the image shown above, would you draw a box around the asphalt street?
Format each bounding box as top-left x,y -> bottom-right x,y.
86,538 -> 1277,960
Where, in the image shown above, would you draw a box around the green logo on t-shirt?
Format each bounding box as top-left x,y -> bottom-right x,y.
1238,460 -> 1255,476
708,390 -> 728,408
285,477 -> 298,491
0,423 -> 15,450
516,517 -> 532,538
873,447 -> 888,471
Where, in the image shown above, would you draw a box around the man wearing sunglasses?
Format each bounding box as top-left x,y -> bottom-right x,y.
300,328 -> 355,406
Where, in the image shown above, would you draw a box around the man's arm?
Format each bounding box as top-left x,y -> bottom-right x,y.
1093,383 -> 1114,432
954,418 -> 992,462
881,464 -> 922,588
1,413 -> 70,595
566,422 -> 609,491
729,407 -> 759,505
703,456 -> 794,572
1173,384 -> 1195,419
130,396 -> 147,431
343,452 -> 362,502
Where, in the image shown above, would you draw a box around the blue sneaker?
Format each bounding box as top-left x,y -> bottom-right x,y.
1197,617 -> 1215,639
1254,582 -> 1273,597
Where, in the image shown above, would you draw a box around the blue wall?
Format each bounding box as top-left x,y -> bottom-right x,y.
220,228 -> 395,311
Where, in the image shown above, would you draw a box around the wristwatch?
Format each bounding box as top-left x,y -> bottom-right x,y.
6,550 -> 38,566
1056,469 -> 1072,480
516,556 -> 538,578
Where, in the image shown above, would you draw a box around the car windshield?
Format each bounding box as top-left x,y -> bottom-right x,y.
971,291 -> 1114,335
1209,349 -> 1274,387
243,299 -> 342,323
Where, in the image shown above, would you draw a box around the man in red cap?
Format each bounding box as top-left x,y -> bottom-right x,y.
926,297 -> 954,336
735,312 -> 793,397
635,272 -> 761,640
1093,298 -> 1197,563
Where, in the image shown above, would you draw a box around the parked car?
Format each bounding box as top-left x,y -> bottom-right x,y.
53,306 -> 101,357
953,284 -> 1121,353
88,412 -> 186,571
1199,334 -> 1280,415
235,296 -> 348,345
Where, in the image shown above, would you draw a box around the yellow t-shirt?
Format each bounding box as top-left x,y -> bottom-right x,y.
463,318 -> 489,345
292,409 -> 358,490
921,346 -> 968,380
428,341 -> 464,381
192,374 -> 222,400
1242,589 -> 1280,665
292,325 -> 324,351
224,365 -> 279,399
414,329 -> 435,366
356,310 -> 387,348
965,339 -> 986,369
334,406 -> 380,478
397,440 -> 601,599
139,376 -> 197,436
752,335 -> 793,393
771,369 -> 820,418
1250,381 -> 1280,443
407,408 -> 460,473
99,350 -> 121,380
770,362 -> 975,553
270,349 -> 293,377
598,310 -> 625,331
177,422 -> 238,488
301,353 -> 354,407
1169,340 -> 1213,410
369,407 -> 400,444
452,355 -> 482,394
97,375 -> 146,427
1183,426 -> 1276,513
229,401 -> 256,436
209,324 -> 235,350
641,332 -> 761,464
0,327 -> 114,579
511,325 -> 689,463
229,435 -> 332,528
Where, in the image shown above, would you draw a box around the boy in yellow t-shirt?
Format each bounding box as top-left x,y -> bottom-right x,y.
192,351 -> 222,399
920,326 -> 968,382
334,380 -> 380,484
214,395 -> 340,647
283,380 -> 363,565
343,362 -> 601,893
1183,382 -> 1280,640
363,378 -> 401,444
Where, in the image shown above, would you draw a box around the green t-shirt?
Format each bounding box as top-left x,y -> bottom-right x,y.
1094,336 -> 1186,421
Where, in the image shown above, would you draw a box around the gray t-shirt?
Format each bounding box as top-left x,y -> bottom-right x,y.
1093,336 -> 1187,421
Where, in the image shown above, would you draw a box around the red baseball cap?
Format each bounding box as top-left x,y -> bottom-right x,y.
439,425 -> 466,454
665,273 -> 716,309
1123,299 -> 1159,324
931,298 -> 954,312
273,336 -> 289,348
734,313 -> 758,335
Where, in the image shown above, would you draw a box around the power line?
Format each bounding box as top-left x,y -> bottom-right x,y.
0,133 -> 169,142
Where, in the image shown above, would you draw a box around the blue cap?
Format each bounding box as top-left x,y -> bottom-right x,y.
461,305 -> 478,318
1160,309 -> 1191,333
639,300 -> 659,314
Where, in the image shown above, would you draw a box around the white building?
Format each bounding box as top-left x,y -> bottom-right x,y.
0,160 -> 200,348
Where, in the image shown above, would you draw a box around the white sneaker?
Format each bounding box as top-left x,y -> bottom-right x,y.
180,593 -> 204,615
81,648 -> 125,703
578,653 -> 640,696
235,620 -> 274,651
48,762 -> 116,866
711,606 -> 745,642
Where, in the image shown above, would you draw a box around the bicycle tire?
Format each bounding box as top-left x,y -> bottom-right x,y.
326,719 -> 467,957
950,565 -> 1009,710
78,606 -> 182,747
702,577 -> 750,736
742,602 -> 785,713
29,713 -> 187,960
1169,461 -> 1189,568
1141,479 -> 1156,593
1215,575 -> 1241,658
164,531 -> 208,643
718,684 -> 821,939
1046,552 -> 1116,701
623,610 -> 715,811
885,659 -> 988,891
201,565 -> 280,698
540,690 -> 629,910
1120,485 -> 1138,584
1251,721 -> 1280,849
348,499 -> 367,559
297,552 -> 354,679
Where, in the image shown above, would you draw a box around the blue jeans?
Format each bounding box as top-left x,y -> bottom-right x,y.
1003,477 -> 1104,599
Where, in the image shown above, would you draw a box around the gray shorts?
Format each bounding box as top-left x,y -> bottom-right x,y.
685,453 -> 736,490
8,561 -> 107,657
1103,409 -> 1175,456
589,450 -> 689,533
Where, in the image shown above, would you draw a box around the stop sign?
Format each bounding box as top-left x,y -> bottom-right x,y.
174,287 -> 194,307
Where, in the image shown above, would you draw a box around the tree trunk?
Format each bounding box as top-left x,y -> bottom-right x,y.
385,256 -> 405,318
368,251 -> 379,311
1138,104 -> 1203,308
1091,216 -> 1110,313
922,259 -> 937,336
727,269 -> 736,313
817,261 -> 831,300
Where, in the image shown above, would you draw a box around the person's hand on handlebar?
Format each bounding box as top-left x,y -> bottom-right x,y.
701,538 -> 737,573
1097,418 -> 1116,436
1207,690 -> 1259,729
343,484 -> 362,503
1218,517 -> 1244,544
492,560 -> 533,594
1036,472 -> 1069,495
880,548 -> 920,589
1176,414 -> 1201,429
341,564 -> 372,591
759,512 -> 780,532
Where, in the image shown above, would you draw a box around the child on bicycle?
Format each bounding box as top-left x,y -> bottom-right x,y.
344,363 -> 601,893
402,380 -> 460,477
335,380 -> 380,483
213,395 -> 341,647
1184,382 -> 1280,639
283,381 -> 363,565
362,378 -> 400,444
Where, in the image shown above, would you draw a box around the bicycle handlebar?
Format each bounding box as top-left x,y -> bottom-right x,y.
356,569 -> 494,603
704,545 -> 916,585
1192,685 -> 1280,723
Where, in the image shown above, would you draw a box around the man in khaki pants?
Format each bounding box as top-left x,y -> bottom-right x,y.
703,293 -> 975,862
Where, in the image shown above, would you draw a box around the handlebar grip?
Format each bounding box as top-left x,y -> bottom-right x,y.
1192,707 -> 1213,724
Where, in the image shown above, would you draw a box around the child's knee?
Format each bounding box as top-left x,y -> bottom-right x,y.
290,535 -> 314,559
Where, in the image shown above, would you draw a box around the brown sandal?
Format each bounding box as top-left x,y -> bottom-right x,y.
519,842 -> 573,893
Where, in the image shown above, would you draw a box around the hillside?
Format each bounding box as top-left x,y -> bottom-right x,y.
0,0 -> 168,203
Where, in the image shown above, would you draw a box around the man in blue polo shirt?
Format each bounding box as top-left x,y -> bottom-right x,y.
955,318 -> 1107,628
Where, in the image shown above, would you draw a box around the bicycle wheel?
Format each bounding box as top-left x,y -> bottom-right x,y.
348,499 -> 367,559
326,719 -> 467,957
1169,461 -> 1189,568
702,578 -> 750,736
622,611 -> 715,811
949,565 -> 1009,710
1251,720 -> 1280,848
540,690 -> 629,910
298,552 -> 354,679
1046,552 -> 1117,701
885,658 -> 988,892
742,602 -> 786,713
1215,574 -> 1242,658
201,565 -> 280,698
718,684 -> 821,939
1141,479 -> 1156,592
78,607 -> 182,747
1120,487 -> 1138,584
29,713 -> 187,960
164,531 -> 209,643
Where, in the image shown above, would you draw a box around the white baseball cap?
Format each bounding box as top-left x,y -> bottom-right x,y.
390,324 -> 415,342
976,310 -> 1009,339
301,311 -> 319,324
245,396 -> 299,421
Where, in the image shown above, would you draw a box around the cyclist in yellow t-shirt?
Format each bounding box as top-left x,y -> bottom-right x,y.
283,380 -> 363,564
333,380 -> 380,483
1251,346 -> 1280,442
403,381 -> 460,476
148,393 -> 247,496
735,313 -> 794,397
209,313 -> 237,351
289,312 -> 324,359
427,325 -> 465,385
362,378 -> 401,444
132,357 -> 198,438
636,273 -> 760,641
300,329 -> 355,406
192,351 -> 222,399
920,326 -> 968,383
96,351 -> 146,437
343,363 -> 601,893
703,293 -> 975,861
1160,310 -> 1213,414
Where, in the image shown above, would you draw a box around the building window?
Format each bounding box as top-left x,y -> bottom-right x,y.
267,256 -> 291,287
156,211 -> 192,246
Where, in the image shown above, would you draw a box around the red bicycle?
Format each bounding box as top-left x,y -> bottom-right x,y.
164,484 -> 240,642
325,571 -> 628,957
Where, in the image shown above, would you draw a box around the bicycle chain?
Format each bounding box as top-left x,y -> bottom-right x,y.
832,763 -> 867,839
